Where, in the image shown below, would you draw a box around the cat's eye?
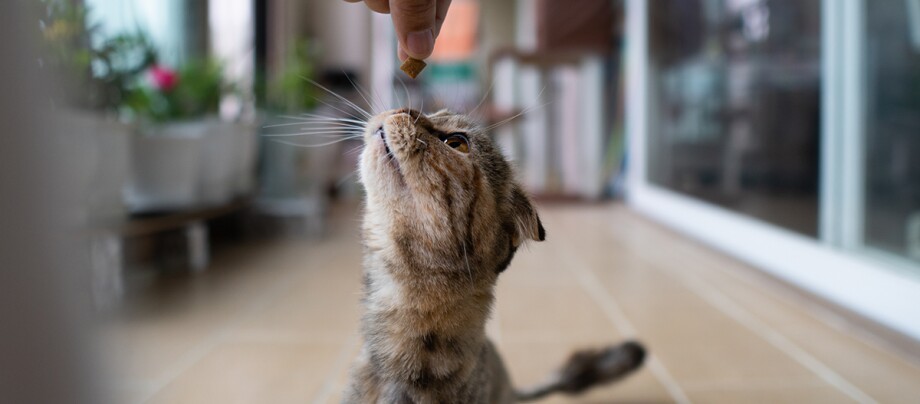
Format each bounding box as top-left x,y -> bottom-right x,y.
444,134 -> 470,153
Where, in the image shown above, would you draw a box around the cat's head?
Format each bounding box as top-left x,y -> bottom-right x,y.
359,108 -> 544,276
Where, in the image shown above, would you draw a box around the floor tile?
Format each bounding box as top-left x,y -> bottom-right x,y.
102,203 -> 920,403
146,341 -> 343,404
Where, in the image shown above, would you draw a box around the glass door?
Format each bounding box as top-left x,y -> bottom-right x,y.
641,0 -> 920,271
626,0 -> 920,340
861,0 -> 920,266
645,0 -> 823,237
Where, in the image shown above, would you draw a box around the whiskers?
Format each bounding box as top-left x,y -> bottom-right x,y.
263,74 -> 396,190
264,70 -> 545,150
264,70 -> 427,148
336,170 -> 360,189
261,70 -> 432,187
482,86 -> 548,132
262,115 -> 364,147
263,77 -> 376,148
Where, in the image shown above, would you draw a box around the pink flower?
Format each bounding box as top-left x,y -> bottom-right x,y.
149,65 -> 179,92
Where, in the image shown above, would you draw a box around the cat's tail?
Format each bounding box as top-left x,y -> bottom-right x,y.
514,341 -> 646,402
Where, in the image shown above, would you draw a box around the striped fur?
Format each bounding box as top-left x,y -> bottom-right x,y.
343,109 -> 644,403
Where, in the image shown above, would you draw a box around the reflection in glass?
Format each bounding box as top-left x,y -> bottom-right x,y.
647,0 -> 822,236
864,1 -> 920,264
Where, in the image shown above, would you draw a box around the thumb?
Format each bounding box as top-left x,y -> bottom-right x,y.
390,0 -> 437,60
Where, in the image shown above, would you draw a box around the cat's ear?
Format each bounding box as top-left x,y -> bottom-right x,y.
510,185 -> 546,247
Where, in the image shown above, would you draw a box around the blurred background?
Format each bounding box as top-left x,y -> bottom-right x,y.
3,0 -> 920,402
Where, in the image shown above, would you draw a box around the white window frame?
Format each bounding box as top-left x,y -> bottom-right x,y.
624,0 -> 920,341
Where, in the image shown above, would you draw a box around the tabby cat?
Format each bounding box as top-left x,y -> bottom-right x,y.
343,108 -> 645,403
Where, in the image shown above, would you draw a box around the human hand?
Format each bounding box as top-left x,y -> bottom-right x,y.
343,0 -> 451,62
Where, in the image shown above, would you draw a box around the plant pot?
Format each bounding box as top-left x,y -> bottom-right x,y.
198,119 -> 238,205
59,110 -> 132,225
231,121 -> 259,196
127,121 -> 206,212
93,119 -> 133,220
258,116 -> 302,199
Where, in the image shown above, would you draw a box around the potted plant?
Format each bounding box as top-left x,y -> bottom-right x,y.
39,0 -> 156,223
254,41 -> 351,235
125,59 -> 245,209
257,41 -> 322,199
228,117 -> 260,197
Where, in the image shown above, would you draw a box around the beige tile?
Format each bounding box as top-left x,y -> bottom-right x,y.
697,266 -> 920,402
102,203 -> 920,403
321,355 -> 361,404
323,385 -> 348,404
496,282 -> 623,344
686,384 -> 856,404
780,325 -> 920,404
601,287 -> 821,386
550,230 -> 815,385
103,322 -> 211,385
146,341 -> 343,404
540,207 -> 854,393
231,238 -> 364,340
313,338 -> 362,404
106,381 -> 158,404
596,206 -> 920,401
231,273 -> 363,340
499,341 -> 675,404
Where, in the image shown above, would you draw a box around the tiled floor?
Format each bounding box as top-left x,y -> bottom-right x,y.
102,204 -> 920,403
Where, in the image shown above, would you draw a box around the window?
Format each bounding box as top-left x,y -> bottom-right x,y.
646,0 -> 822,236
628,0 -> 920,339
863,0 -> 920,264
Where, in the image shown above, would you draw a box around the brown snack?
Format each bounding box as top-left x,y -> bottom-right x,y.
400,57 -> 427,79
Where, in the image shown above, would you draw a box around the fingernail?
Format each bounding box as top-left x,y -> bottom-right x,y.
406,29 -> 434,58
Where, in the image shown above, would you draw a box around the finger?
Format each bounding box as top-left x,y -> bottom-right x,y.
398,46 -> 409,62
434,0 -> 451,37
390,0 -> 437,59
363,0 -> 390,14
342,0 -> 362,3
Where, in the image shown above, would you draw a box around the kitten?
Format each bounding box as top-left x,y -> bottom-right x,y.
343,108 -> 646,403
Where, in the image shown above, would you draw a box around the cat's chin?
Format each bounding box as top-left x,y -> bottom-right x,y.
360,139 -> 404,192
364,132 -> 396,166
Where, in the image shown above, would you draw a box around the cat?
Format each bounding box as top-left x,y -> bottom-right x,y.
343,108 -> 646,403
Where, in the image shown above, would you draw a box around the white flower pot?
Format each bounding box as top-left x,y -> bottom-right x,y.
258,117 -> 302,198
127,121 -> 206,211
198,119 -> 238,205
59,110 -> 132,224
231,121 -> 259,196
92,119 -> 132,220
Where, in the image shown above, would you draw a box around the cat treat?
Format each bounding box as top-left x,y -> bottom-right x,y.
400,57 -> 427,79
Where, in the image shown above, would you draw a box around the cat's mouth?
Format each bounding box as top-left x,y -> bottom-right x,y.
375,126 -> 401,174
375,126 -> 392,155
